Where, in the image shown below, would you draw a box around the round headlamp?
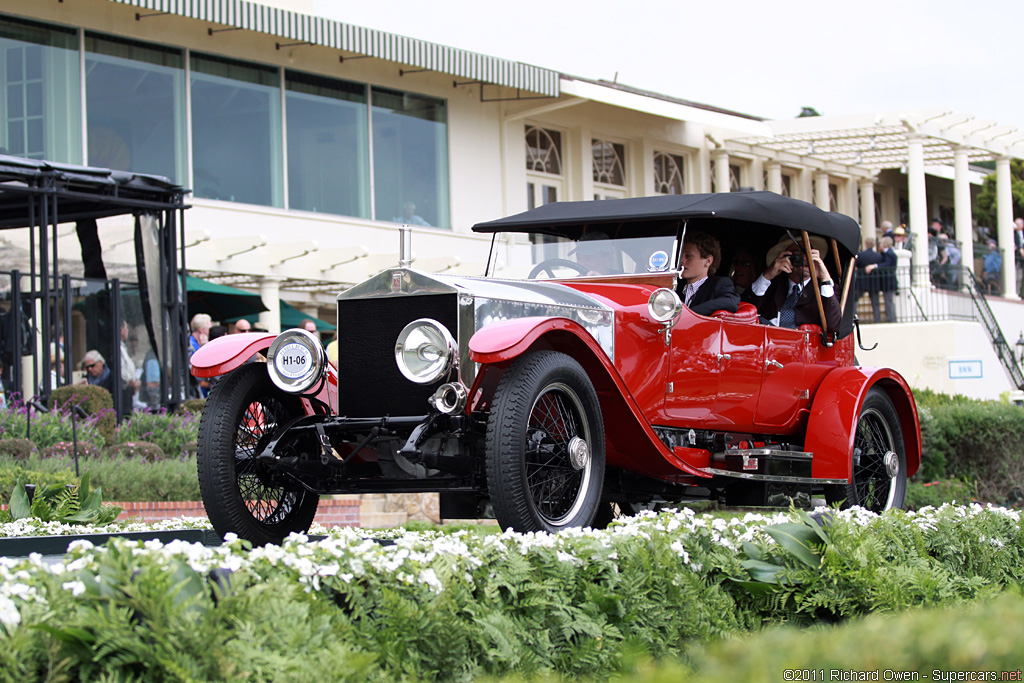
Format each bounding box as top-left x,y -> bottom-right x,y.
648,287 -> 683,323
395,318 -> 456,384
266,328 -> 327,393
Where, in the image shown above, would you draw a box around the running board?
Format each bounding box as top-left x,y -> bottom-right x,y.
699,448 -> 847,485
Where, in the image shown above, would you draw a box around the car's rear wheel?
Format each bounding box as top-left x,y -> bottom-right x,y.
826,387 -> 907,512
486,351 -> 605,532
197,363 -> 319,545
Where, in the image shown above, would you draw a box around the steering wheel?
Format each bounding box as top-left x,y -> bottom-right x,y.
528,258 -> 590,279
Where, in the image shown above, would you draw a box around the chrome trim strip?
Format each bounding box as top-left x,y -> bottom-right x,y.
699,467 -> 846,485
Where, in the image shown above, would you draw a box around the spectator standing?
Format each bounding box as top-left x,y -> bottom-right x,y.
877,236 -> 898,323
854,237 -> 883,323
982,239 -> 1002,295
939,234 -> 961,289
232,319 -> 252,334
187,313 -> 212,398
1015,218 -> 1024,296
892,226 -> 911,252
118,321 -> 140,413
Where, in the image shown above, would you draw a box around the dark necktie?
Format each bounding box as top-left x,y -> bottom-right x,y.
779,284 -> 801,328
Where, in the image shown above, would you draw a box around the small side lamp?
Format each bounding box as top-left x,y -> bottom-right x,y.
1016,332 -> 1024,366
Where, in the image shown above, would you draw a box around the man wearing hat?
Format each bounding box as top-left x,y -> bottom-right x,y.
741,234 -> 841,331
892,225 -> 910,252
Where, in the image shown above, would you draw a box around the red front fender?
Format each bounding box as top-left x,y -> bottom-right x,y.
469,316 -> 710,481
190,333 -> 276,378
805,366 -> 922,480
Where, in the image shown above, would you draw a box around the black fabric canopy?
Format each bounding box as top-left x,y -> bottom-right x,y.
472,192 -> 861,256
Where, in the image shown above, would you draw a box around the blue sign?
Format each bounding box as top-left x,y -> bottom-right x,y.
948,360 -> 982,379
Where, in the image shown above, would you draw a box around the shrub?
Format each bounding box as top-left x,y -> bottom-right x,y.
50,384 -> 116,445
115,410 -> 200,458
0,438 -> 38,461
176,398 -> 206,415
42,441 -> 103,460
917,401 -> 1024,501
905,478 -> 977,510
0,399 -> 107,451
108,441 -> 165,462
78,455 -> 200,501
0,462 -> 77,506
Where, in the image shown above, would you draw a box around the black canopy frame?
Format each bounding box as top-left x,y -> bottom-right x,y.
0,154 -> 190,415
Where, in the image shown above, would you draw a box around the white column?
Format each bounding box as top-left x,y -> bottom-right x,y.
765,161 -> 783,194
859,178 -> 876,243
814,171 -> 830,210
953,146 -> 975,281
258,276 -> 284,334
907,135 -> 928,270
713,149 -> 730,193
996,156 -> 1017,300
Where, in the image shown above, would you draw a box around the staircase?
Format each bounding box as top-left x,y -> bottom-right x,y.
965,268 -> 1024,390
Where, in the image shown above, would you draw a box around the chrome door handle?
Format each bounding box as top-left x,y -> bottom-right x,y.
766,359 -> 784,369
716,354 -> 731,362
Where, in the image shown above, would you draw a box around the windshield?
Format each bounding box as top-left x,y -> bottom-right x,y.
486,231 -> 678,280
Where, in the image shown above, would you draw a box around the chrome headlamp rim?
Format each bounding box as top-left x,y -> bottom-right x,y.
648,287 -> 683,323
266,328 -> 328,394
395,318 -> 457,385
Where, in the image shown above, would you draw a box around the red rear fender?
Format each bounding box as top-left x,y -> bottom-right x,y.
190,333 -> 276,378
805,366 -> 922,480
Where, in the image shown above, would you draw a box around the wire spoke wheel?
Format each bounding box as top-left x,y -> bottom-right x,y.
827,387 -> 907,512
486,351 -> 605,532
197,363 -> 319,544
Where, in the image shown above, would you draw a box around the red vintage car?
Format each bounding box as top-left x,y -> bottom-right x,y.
191,192 -> 921,544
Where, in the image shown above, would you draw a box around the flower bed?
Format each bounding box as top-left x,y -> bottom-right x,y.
0,504 -> 1021,681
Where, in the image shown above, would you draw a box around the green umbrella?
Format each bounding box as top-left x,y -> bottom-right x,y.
184,275 -> 268,321
229,299 -> 336,331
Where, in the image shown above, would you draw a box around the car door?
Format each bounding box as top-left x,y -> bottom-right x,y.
664,312 -> 723,422
709,321 -> 766,430
755,326 -> 810,428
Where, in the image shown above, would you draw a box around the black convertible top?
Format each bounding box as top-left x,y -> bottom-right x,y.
472,191 -> 861,256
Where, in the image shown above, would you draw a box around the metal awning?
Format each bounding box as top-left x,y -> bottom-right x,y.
730,109 -> 1024,170
110,0 -> 561,97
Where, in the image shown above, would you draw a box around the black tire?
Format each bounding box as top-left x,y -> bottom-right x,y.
485,351 -> 605,532
197,363 -> 319,545
826,387 -> 907,512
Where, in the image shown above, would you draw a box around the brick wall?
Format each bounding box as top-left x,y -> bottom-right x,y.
111,498 -> 361,528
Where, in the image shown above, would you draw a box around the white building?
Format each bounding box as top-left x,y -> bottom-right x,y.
1,0 -> 1022,400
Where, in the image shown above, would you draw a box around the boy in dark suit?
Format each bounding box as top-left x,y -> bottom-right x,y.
678,231 -> 739,316
742,234 -> 841,331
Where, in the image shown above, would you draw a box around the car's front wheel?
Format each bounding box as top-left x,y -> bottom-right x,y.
486,351 -> 605,532
826,386 -> 907,512
197,363 -> 319,544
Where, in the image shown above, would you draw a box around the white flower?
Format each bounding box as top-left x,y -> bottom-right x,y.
0,595 -> 20,628
62,581 -> 87,597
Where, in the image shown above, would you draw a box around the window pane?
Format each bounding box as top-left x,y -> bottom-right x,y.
285,70 -> 369,217
372,87 -> 449,228
85,33 -> 185,182
191,53 -> 282,206
0,15 -> 81,162
592,139 -> 625,186
525,126 -> 561,175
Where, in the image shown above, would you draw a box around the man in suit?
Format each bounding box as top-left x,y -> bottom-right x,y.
677,231 -> 739,316
854,236 -> 883,323
876,236 -> 898,323
742,234 -> 841,332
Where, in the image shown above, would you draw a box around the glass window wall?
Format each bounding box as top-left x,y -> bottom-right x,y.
85,33 -> 185,183
0,15 -> 80,163
190,53 -> 282,206
285,70 -> 369,217
372,87 -> 449,229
